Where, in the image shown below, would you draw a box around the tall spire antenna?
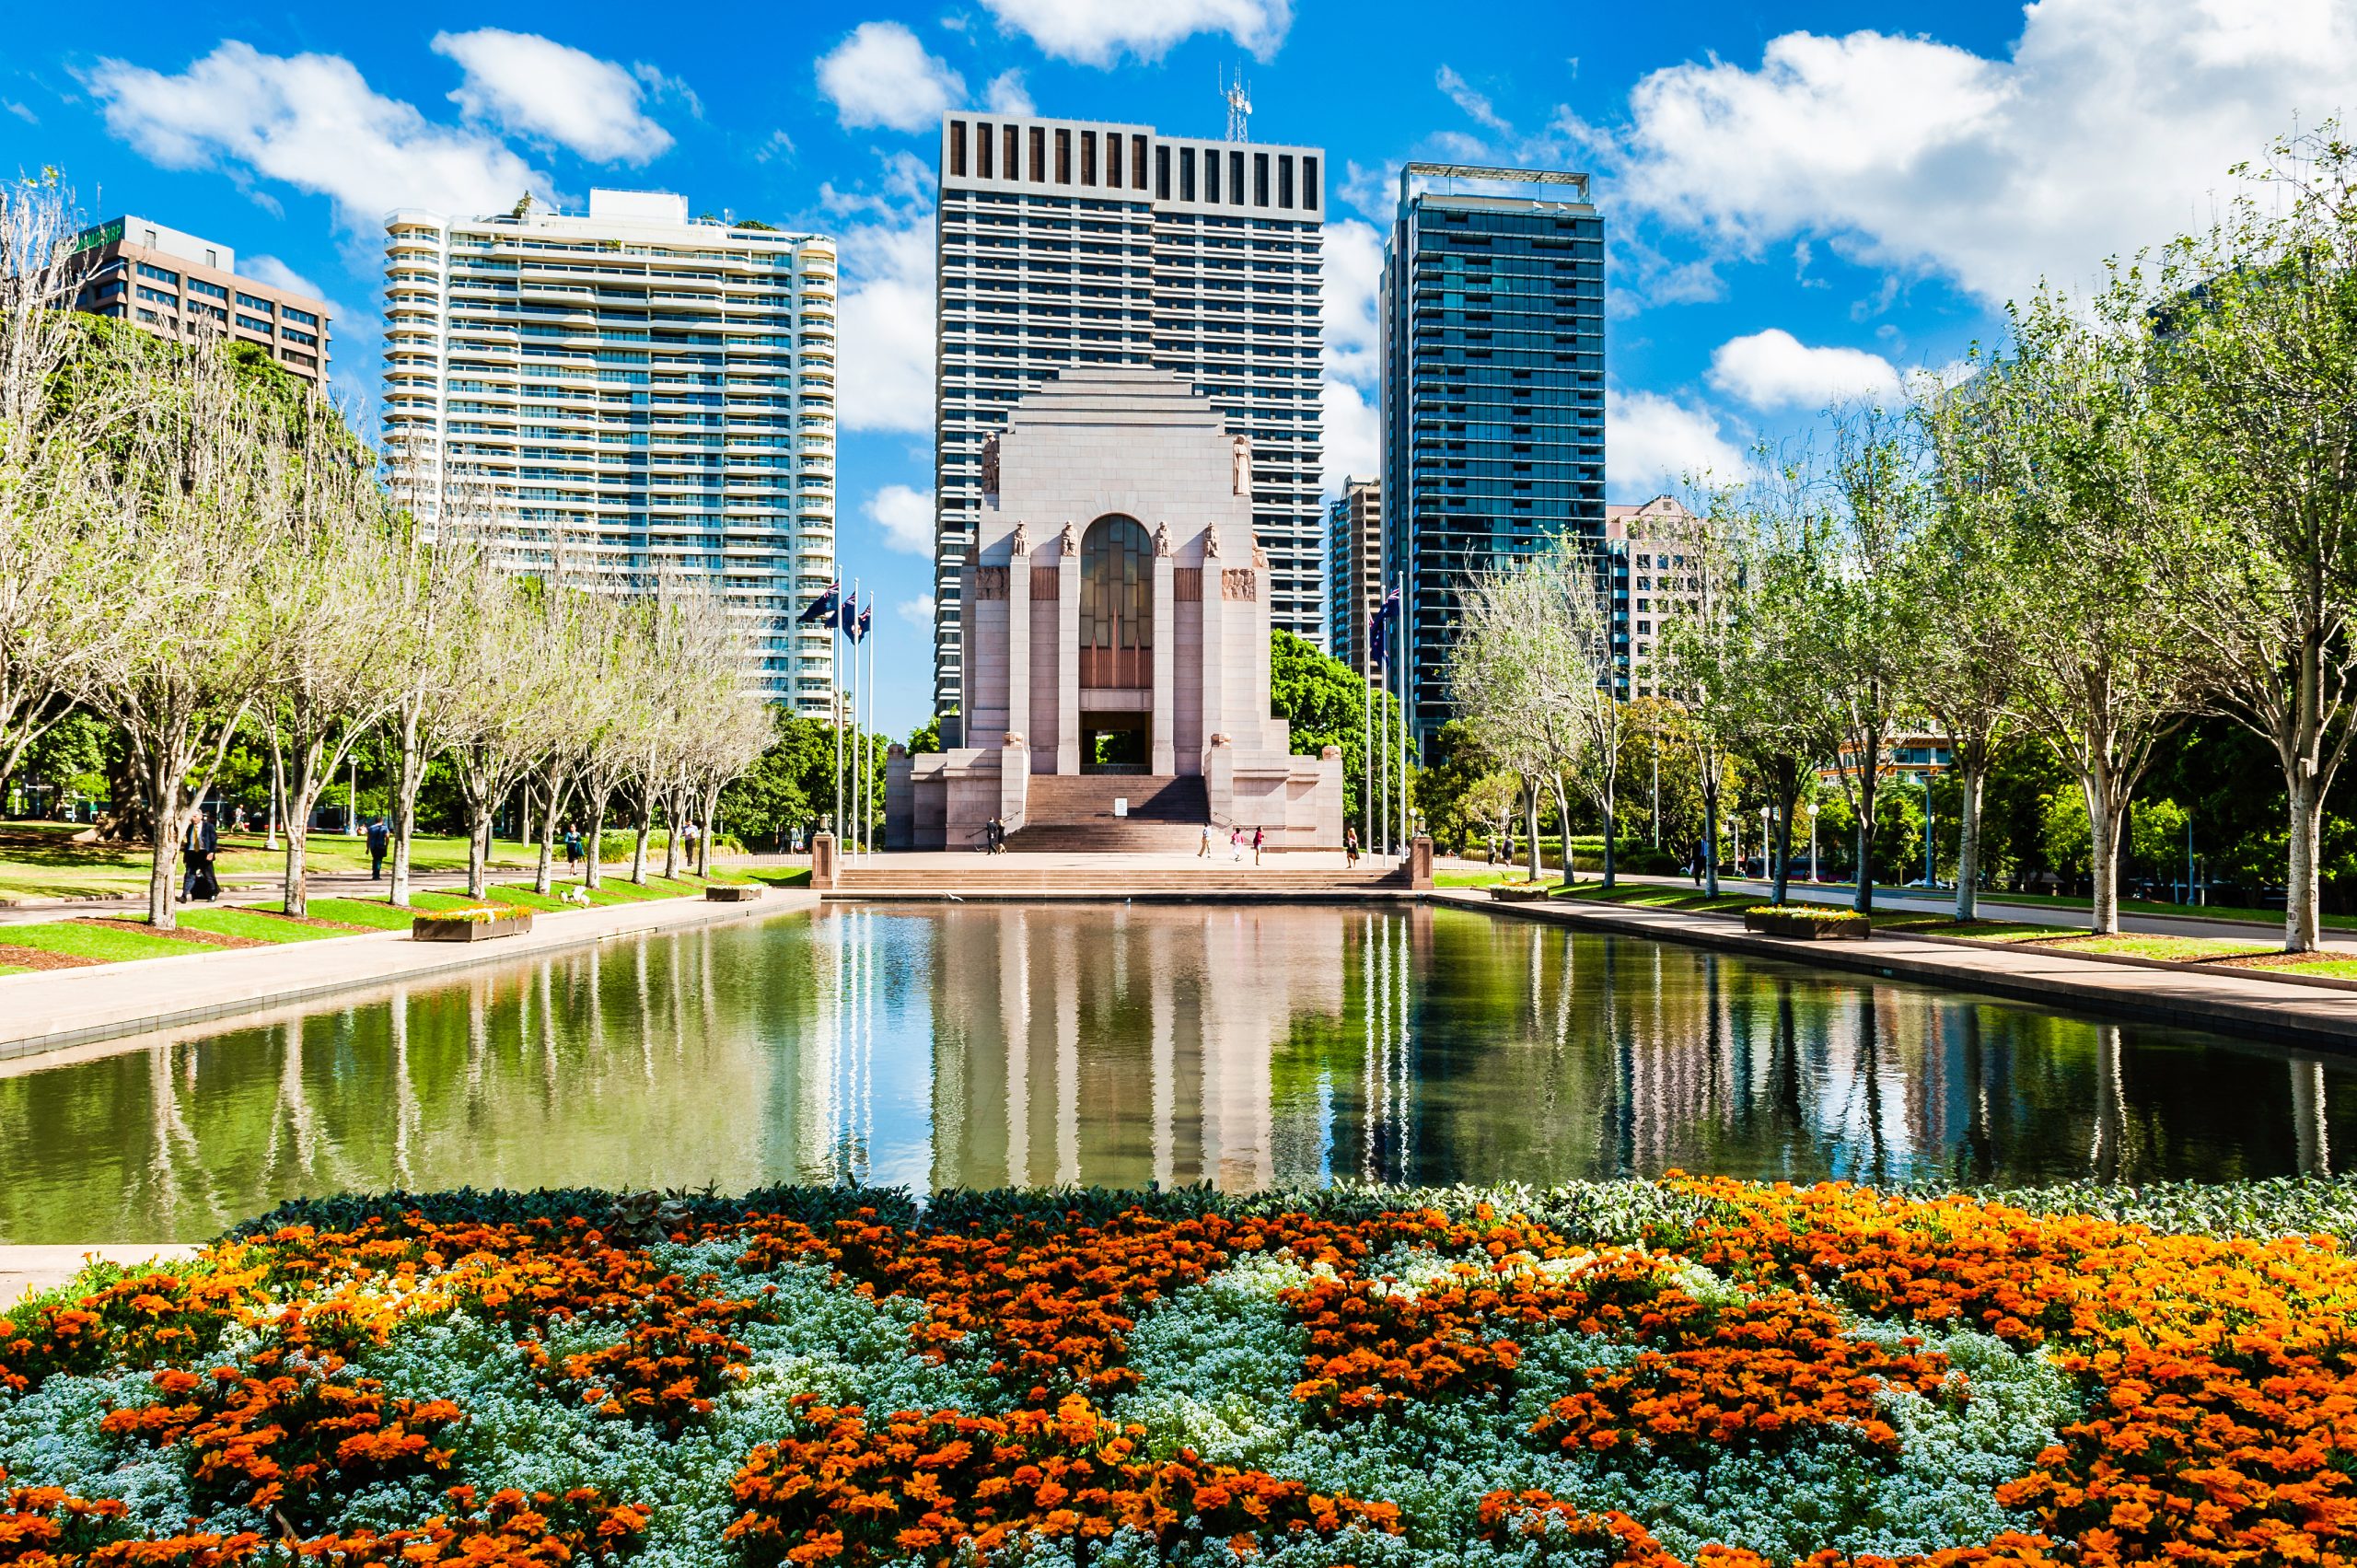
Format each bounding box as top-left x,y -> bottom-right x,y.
1219,64 -> 1251,143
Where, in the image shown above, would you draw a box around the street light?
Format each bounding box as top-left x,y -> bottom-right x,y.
1759,805 -> 1772,884
1915,772 -> 1934,889
1806,802 -> 1820,883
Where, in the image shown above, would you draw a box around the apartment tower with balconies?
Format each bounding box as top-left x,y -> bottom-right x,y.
379,190 -> 838,710
933,112 -> 1325,734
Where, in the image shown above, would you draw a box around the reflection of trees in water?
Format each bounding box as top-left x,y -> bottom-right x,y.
5,908 -> 2357,1244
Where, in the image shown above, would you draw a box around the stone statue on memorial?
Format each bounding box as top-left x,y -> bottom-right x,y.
1249,531 -> 1270,569
980,434 -> 1001,496
1060,519 -> 1079,555
1010,521 -> 1028,557
1203,525 -> 1223,559
1153,520 -> 1172,557
1231,435 -> 1252,495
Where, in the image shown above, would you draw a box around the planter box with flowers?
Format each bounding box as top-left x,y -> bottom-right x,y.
1743,905 -> 1871,940
1487,882 -> 1555,902
704,884 -> 765,903
412,906 -> 534,943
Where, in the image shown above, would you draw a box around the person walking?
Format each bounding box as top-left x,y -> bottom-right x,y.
366,815 -> 389,879
1689,838 -> 1705,888
563,823 -> 582,870
180,809 -> 219,902
1229,825 -> 1243,863
1198,821 -> 1213,859
1251,824 -> 1265,866
1344,823 -> 1360,868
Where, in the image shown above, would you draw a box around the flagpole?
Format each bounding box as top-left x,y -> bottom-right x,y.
861,609 -> 875,854
849,576 -> 861,857
1361,633 -> 1371,858
1398,575 -> 1411,854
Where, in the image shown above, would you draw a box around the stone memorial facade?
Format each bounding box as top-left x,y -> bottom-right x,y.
888,370 -> 1341,851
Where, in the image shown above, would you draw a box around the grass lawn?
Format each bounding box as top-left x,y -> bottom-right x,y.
1724,874 -> 2355,932
2276,956 -> 2357,980
1556,882 -> 1759,914
0,821 -> 538,902
174,907 -> 361,944
743,867 -> 811,889
0,920 -> 215,962
259,897 -> 417,931
2057,933 -> 2278,963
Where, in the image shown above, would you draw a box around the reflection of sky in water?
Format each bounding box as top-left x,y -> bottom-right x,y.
0,904 -> 2346,1242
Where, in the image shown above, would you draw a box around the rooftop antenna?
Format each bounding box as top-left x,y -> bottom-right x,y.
1219,64 -> 1251,143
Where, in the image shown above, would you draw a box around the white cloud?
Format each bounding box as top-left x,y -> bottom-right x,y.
816,22 -> 963,134
1435,65 -> 1513,136
837,209 -> 934,434
755,129 -> 795,164
1607,0 -> 2357,303
1320,219 -> 1383,387
1321,379 -> 1378,496
4,100 -> 35,125
430,29 -> 671,163
897,595 -> 935,630
977,0 -> 1291,65
241,254 -> 323,299
985,70 -> 1036,116
85,42 -> 546,227
1706,329 -> 1902,412
865,483 -> 935,554
1608,389 -> 1746,497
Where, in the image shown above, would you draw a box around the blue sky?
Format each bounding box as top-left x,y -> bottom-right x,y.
4,0 -> 2349,736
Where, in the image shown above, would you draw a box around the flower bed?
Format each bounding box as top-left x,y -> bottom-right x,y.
411,907 -> 534,943
1743,905 -> 1872,940
6,1178 -> 2357,1567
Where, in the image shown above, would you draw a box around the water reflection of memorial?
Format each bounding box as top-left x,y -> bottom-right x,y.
0,906 -> 2344,1243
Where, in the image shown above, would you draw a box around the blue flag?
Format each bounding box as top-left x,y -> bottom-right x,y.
1369,587 -> 1399,671
838,590 -> 857,637
798,583 -> 840,626
855,605 -> 873,643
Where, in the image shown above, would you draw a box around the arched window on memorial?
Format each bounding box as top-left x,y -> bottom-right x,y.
1079,513 -> 1152,687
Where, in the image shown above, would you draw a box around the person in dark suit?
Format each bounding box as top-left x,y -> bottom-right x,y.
181,810 -> 219,902
366,815 -> 390,878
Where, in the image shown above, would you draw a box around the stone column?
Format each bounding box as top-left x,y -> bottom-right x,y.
1056,528 -> 1081,774
1007,536 -> 1031,764
1204,734 -> 1235,832
810,831 -> 837,889
1150,544 -> 1175,776
1000,732 -> 1030,830
1198,563 -> 1226,769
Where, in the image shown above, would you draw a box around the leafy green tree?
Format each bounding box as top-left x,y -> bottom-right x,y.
716,708 -> 843,849
1413,720 -> 1493,855
1270,629 -> 1410,831
906,714 -> 941,755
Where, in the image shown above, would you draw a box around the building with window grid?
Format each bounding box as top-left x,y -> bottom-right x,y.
64,215 -> 331,389
933,112 -> 1325,734
379,190 -> 837,711
1326,476 -> 1382,674
1380,164 -> 1606,749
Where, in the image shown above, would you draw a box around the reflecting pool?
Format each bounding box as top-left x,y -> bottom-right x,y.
2,903 -> 2347,1241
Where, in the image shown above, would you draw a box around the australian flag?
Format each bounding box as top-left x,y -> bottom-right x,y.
1369,587 -> 1399,672
838,589 -> 857,638
854,604 -> 873,643
797,582 -> 841,626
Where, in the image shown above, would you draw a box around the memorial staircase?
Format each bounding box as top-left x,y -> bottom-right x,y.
1002,774 -> 1210,854
827,859 -> 1414,898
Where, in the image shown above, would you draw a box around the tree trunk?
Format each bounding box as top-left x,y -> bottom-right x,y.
2285,767 -> 2326,954
518,780 -> 533,858
1524,778 -> 1541,883
284,817 -> 310,918
1852,776 -> 1879,915
466,797 -> 490,898
1549,772 -> 1575,886
533,772 -> 569,896
697,783 -> 721,877
1701,788 -> 1720,899
389,709 -> 423,909
661,787 -> 681,880
1954,760 -> 1987,924
631,799 -> 650,885
146,753 -> 181,930
2084,767 -> 2127,937
1770,762 -> 1798,908
586,797 -> 607,889
265,731 -> 284,853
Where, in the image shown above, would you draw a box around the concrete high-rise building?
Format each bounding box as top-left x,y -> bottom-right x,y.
64,215 -> 332,389
380,190 -> 838,711
1327,476 -> 1382,675
1380,163 -> 1606,749
934,111 -> 1326,730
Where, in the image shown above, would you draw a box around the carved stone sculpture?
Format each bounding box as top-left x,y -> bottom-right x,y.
1010,520 -> 1028,557
1060,518 -> 1079,555
1231,435 -> 1252,496
1248,530 -> 1270,569
980,434 -> 1001,496
1203,525 -> 1223,559
1153,519 -> 1172,557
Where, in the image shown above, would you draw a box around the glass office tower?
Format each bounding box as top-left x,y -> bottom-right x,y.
1379,164 -> 1607,749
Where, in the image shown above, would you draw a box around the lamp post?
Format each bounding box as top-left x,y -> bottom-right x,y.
1760,805 -> 1772,885
1916,772 -> 1934,890
1806,802 -> 1819,883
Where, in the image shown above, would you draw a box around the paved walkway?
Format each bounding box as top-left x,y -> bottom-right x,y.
0,889 -> 816,1062
1445,889 -> 2357,1051
1,1244 -> 201,1307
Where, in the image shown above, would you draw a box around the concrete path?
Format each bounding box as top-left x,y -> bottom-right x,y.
1446,889 -> 2357,1051
1,1244 -> 201,1307
0,889 -> 818,1062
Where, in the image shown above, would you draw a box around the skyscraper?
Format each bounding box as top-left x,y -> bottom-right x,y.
934,111 -> 1325,731
1380,163 -> 1606,749
1327,476 -> 1382,674
380,190 -> 838,711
